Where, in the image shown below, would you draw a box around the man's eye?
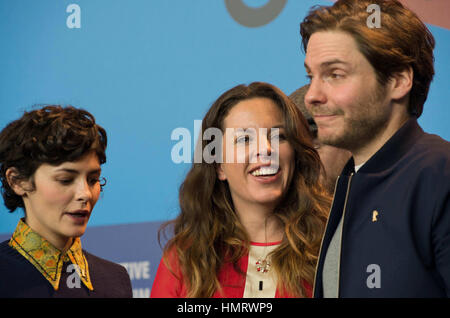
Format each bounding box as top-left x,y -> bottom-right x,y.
330,72 -> 345,79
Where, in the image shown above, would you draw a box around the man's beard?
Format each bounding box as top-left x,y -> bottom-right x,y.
318,83 -> 390,152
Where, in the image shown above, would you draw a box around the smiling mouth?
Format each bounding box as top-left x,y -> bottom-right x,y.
250,166 -> 280,177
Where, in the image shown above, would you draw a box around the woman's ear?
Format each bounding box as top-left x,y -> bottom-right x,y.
5,167 -> 31,196
216,164 -> 227,181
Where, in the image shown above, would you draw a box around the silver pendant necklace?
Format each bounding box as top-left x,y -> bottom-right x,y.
255,218 -> 271,274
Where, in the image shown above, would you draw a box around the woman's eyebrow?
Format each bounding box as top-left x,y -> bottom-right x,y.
54,168 -> 78,174
236,124 -> 285,129
54,168 -> 101,174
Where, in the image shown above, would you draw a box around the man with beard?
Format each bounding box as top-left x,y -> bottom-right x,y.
300,0 -> 450,297
290,85 -> 351,195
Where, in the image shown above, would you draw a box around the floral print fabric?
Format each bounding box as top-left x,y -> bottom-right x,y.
8,219 -> 93,291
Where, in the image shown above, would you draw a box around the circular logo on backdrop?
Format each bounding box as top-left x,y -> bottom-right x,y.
225,0 -> 287,27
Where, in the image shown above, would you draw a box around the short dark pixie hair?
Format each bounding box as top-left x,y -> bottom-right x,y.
0,105 -> 107,212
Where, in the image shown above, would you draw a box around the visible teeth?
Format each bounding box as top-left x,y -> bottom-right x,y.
251,167 -> 279,176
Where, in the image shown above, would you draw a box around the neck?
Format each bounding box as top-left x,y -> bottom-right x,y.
233,201 -> 283,243
351,110 -> 410,166
23,216 -> 73,252
61,237 -> 74,254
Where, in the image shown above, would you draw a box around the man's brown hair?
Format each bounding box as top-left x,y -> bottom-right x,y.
300,0 -> 435,117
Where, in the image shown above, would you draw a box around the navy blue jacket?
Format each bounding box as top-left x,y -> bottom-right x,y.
313,119 -> 450,298
0,240 -> 133,298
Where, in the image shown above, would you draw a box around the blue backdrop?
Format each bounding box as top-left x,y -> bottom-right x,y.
1,0 -> 449,297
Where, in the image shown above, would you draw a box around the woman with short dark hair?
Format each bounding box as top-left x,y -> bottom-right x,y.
0,105 -> 132,297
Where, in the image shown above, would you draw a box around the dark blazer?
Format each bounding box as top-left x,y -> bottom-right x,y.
313,119 -> 450,298
0,240 -> 133,298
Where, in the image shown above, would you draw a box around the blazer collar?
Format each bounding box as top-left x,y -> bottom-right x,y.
341,118 -> 423,175
9,218 -> 93,291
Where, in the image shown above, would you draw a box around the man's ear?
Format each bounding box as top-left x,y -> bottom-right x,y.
216,164 -> 227,181
389,66 -> 413,101
5,167 -> 32,196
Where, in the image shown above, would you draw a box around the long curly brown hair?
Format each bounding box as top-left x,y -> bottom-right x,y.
160,82 -> 330,297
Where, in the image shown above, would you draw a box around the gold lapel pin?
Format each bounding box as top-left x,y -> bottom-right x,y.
372,210 -> 379,222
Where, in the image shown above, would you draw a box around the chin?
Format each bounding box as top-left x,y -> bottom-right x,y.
62,227 -> 87,239
319,132 -> 345,148
253,191 -> 284,206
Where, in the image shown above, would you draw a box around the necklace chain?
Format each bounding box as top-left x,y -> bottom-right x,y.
255,218 -> 271,274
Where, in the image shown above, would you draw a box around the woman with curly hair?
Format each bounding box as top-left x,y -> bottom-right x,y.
151,82 -> 331,298
0,105 -> 132,297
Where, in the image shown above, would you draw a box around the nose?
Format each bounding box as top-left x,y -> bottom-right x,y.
75,179 -> 92,204
256,133 -> 274,164
305,78 -> 327,109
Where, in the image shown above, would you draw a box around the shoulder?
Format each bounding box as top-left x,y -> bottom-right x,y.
0,240 -> 16,268
0,239 -> 11,251
151,248 -> 186,298
404,131 -> 450,217
400,131 -> 450,196
0,240 -> 52,297
407,131 -> 450,175
0,239 -> 11,254
414,131 -> 450,158
83,250 -> 129,277
83,250 -> 133,298
0,239 -> 25,265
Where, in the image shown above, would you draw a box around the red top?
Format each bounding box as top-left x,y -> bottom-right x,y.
150,243 -> 312,298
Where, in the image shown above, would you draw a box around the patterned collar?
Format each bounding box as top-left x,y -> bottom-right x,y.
8,219 -> 93,291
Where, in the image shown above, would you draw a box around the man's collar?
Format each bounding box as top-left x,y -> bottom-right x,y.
341,118 -> 423,175
8,218 -> 93,291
